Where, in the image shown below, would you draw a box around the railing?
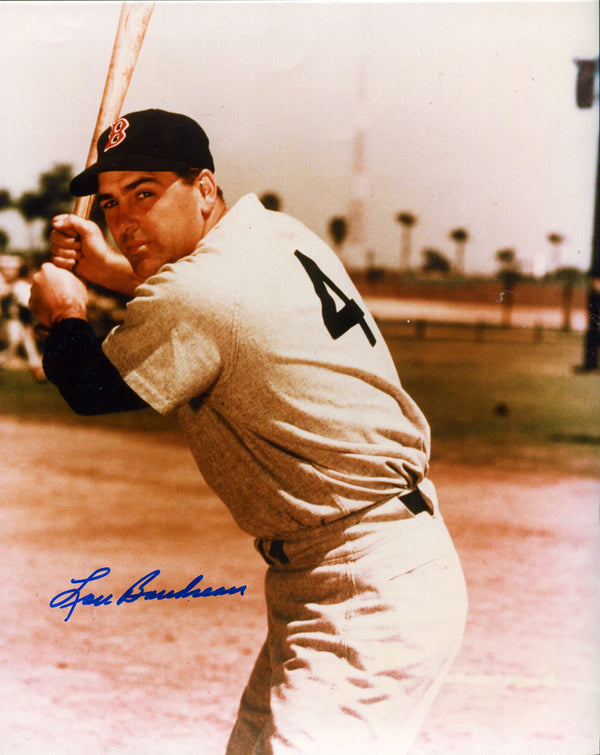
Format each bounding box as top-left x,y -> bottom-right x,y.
376,318 -> 571,343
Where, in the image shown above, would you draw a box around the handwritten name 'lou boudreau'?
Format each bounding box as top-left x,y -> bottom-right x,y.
50,567 -> 247,622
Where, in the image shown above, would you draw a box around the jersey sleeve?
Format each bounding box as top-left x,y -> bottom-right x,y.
102,256 -> 236,415
43,318 -> 149,415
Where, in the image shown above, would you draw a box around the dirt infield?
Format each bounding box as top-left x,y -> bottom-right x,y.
2,417 -> 598,754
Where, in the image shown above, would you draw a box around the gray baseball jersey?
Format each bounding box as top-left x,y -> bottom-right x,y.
103,193 -> 432,538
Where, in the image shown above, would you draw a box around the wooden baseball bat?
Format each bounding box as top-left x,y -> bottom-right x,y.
33,2 -> 154,338
73,1 -> 155,219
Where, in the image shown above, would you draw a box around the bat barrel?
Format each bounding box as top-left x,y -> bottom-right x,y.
73,2 -> 155,220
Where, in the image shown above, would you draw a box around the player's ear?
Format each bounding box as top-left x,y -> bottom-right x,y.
196,169 -> 218,206
195,169 -> 218,219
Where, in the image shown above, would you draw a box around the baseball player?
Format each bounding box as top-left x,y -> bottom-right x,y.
0,256 -> 45,381
30,109 -> 467,754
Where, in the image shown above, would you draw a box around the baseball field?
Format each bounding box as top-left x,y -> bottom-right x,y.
1,324 -> 598,754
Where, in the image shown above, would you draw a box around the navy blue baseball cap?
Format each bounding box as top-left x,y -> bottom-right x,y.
70,109 -> 215,196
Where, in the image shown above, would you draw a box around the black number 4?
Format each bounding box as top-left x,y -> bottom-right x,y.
295,250 -> 376,346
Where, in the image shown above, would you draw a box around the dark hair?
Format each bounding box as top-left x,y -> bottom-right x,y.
175,167 -> 224,201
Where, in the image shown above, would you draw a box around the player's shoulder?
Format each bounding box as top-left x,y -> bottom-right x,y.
211,193 -> 315,246
128,250 -> 235,327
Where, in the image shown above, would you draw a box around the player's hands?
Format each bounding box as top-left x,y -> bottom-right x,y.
50,214 -> 142,297
50,214 -> 117,283
29,263 -> 89,329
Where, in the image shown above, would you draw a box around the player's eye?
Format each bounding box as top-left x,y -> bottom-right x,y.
99,199 -> 117,211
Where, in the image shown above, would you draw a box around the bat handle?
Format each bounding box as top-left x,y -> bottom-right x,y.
73,194 -> 96,220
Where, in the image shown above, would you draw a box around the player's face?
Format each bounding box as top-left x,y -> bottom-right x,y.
97,171 -> 208,278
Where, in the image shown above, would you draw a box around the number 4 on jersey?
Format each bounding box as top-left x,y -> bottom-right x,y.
294,250 -> 376,346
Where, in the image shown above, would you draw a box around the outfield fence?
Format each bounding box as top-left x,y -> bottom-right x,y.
375,318 -> 574,344
365,296 -> 589,344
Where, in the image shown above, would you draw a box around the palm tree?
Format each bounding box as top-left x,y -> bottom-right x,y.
328,216 -> 348,257
495,248 -> 521,327
546,232 -> 565,271
422,247 -> 451,275
449,228 -> 469,275
259,192 -> 282,212
16,163 -> 74,241
395,212 -> 417,273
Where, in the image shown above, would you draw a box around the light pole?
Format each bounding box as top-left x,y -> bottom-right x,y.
574,57 -> 599,372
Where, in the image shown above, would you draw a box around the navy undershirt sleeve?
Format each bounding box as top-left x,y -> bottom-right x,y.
43,318 -> 149,415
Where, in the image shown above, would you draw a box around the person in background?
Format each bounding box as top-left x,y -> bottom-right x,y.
0,256 -> 45,381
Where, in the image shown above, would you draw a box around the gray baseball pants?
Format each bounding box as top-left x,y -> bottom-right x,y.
226,494 -> 468,755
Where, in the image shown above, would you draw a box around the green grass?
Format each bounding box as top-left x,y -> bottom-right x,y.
1,327 -> 598,474
0,369 -> 180,435
382,326 -> 599,474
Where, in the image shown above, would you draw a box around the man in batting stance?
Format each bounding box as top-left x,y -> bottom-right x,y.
30,109 -> 467,754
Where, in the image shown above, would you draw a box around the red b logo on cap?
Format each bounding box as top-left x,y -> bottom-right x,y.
104,118 -> 130,152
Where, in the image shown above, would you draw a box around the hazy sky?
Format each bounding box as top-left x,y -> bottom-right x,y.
1,1 -> 598,274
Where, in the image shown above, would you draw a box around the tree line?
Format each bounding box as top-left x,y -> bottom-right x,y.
257,192 -> 583,284
0,167 -> 585,288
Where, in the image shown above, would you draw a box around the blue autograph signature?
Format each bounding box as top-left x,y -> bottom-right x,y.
50,567 -> 247,622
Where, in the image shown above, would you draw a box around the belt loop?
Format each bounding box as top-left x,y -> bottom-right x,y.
256,538 -> 290,566
400,488 -> 433,516
256,539 -> 275,566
